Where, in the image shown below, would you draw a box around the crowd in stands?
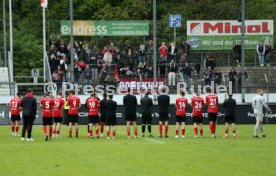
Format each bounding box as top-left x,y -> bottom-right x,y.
48,38 -> 270,93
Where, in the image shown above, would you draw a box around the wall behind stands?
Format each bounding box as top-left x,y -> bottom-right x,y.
1,104 -> 276,125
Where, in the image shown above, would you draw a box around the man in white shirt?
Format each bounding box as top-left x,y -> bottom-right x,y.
252,89 -> 272,138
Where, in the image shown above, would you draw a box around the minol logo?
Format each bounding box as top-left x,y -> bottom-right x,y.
203,22 -> 270,34
190,22 -> 201,34
187,20 -> 273,35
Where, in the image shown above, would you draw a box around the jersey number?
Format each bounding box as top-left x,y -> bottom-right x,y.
210,98 -> 217,106
55,101 -> 60,108
45,101 -> 50,109
89,102 -> 96,109
178,102 -> 186,109
12,101 -> 18,108
195,102 -> 202,109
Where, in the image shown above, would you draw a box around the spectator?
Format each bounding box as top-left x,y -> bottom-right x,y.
256,41 -> 265,66
194,63 -> 201,78
109,42 -> 118,63
233,41 -> 241,66
168,60 -> 178,87
84,65 -> 92,85
159,58 -> 166,78
125,44 -> 135,70
159,42 -> 168,62
237,68 -> 248,93
138,43 -> 146,65
180,63 -> 194,92
181,41 -> 191,62
90,48 -> 99,82
146,40 -> 153,64
137,62 -> 146,80
74,60 -> 80,84
145,63 -> 153,78
264,43 -> 271,66
229,68 -> 237,93
102,46 -> 108,55
204,67 -> 213,86
168,41 -> 177,62
214,69 -> 223,90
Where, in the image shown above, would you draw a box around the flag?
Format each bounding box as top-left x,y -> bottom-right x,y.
40,0 -> 48,8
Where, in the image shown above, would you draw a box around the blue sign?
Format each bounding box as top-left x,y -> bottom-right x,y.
169,15 -> 182,28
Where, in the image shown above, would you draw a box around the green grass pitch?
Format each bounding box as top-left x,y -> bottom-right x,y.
1,125 -> 276,176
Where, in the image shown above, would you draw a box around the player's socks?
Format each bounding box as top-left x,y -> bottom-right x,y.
148,125 -> 152,133
89,130 -> 93,137
209,124 -> 213,134
142,125 -> 146,133
159,124 -> 163,136
100,123 -> 104,133
43,126 -> 47,135
194,128 -> 198,135
232,130 -> 236,137
49,127 -> 53,139
96,129 -> 99,137
214,124 -> 216,134
134,130 -> 138,137
57,130 -> 60,135
11,125 -> 15,133
112,131 -> 116,137
107,131 -> 110,138
127,130 -> 131,137
200,129 -> 203,136
182,129 -> 185,136
176,129 -> 179,136
76,129 -> 79,137
15,126 -> 19,133
69,129 -> 72,137
165,125 -> 169,137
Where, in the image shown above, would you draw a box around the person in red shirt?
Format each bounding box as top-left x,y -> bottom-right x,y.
175,90 -> 188,138
52,92 -> 64,138
191,92 -> 205,138
205,89 -> 219,138
40,93 -> 55,141
9,92 -> 22,136
159,42 -> 168,60
67,90 -> 81,138
86,92 -> 100,138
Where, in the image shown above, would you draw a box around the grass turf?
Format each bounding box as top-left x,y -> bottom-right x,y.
0,125 -> 276,176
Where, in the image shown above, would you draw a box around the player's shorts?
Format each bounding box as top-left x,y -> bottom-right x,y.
88,115 -> 100,124
176,115 -> 186,123
106,116 -> 117,126
142,114 -> 152,125
193,116 -> 203,124
11,115 -> 20,122
208,113 -> 217,122
53,116 -> 63,123
159,112 -> 169,122
100,115 -> 106,123
125,112 -> 137,121
225,114 -> 235,123
43,117 -> 53,126
68,115 -> 79,124
254,113 -> 264,121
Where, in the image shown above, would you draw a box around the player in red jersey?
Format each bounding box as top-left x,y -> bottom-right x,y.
52,92 -> 64,138
40,93 -> 55,141
191,91 -> 205,138
175,90 -> 188,138
205,89 -> 219,138
86,93 -> 100,138
67,90 -> 81,138
9,92 -> 22,136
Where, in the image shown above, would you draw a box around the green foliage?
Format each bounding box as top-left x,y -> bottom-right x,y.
0,0 -> 275,77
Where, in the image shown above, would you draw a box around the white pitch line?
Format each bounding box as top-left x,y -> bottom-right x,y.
117,131 -> 165,144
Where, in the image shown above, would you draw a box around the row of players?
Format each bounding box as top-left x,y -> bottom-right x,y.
9,88 -> 271,141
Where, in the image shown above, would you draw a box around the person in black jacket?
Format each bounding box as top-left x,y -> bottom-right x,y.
140,91 -> 153,138
233,41 -> 241,66
157,87 -> 170,138
104,95 -> 117,139
123,88 -> 138,138
223,94 -> 237,138
20,88 -> 37,142
229,68 -> 237,93
100,93 -> 107,137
